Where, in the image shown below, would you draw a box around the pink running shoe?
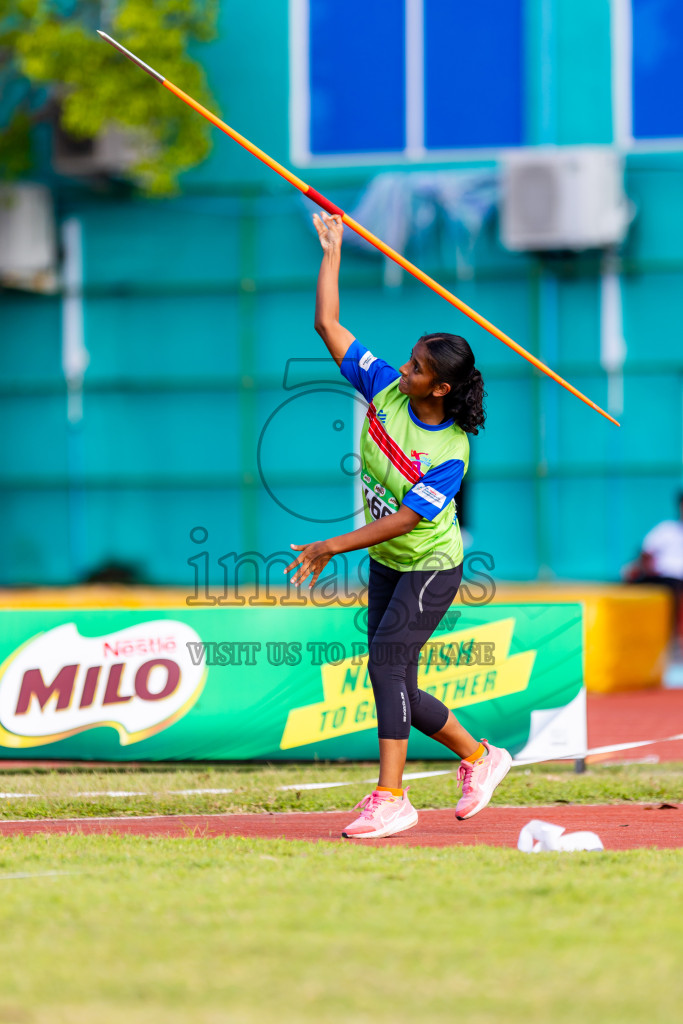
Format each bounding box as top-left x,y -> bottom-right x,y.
455,740 -> 512,820
342,788 -> 418,839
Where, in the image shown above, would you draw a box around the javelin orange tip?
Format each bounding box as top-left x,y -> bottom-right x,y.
97,30 -> 620,427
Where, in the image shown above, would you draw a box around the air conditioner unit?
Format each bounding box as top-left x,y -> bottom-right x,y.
52,119 -> 144,177
500,147 -> 631,251
0,184 -> 57,292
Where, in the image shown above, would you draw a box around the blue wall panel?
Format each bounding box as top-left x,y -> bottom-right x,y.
624,167 -> 683,262
0,396 -> 67,479
254,291 -> 326,371
0,492 -> 71,584
425,0 -> 525,149
254,199 -> 324,284
83,488 -> 244,586
0,296 -> 61,382
81,203 -> 242,289
309,0 -> 405,154
620,374 -> 681,465
2,0 -> 683,588
81,392 -> 241,478
556,278 -> 601,365
551,478 -> 612,578
555,375 -> 611,470
632,0 -> 683,139
622,273 -> 683,365
470,478 -> 537,580
554,0 -> 613,144
85,296 -> 243,383
473,376 -> 536,472
449,282 -> 526,368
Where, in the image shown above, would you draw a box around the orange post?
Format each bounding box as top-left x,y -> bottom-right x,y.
98,31 -> 620,426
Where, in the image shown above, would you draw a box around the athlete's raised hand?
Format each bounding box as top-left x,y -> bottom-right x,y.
284,539 -> 334,588
313,212 -> 344,253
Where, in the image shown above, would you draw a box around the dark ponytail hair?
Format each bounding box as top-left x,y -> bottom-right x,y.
420,333 -> 486,435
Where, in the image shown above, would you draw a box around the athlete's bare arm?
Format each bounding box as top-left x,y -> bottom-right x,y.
313,213 -> 355,366
326,503 -> 422,557
284,504 -> 423,587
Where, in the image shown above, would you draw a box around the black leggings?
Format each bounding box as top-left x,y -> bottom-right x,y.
366,556 -> 464,740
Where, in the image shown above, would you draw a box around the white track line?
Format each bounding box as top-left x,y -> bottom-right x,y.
0,871 -> 83,880
279,781 -> 354,791
587,733 -> 683,755
513,733 -> 683,766
0,802 -> 672,828
402,769 -> 455,780
0,734 -> 680,801
280,771 -> 454,791
0,788 -> 236,800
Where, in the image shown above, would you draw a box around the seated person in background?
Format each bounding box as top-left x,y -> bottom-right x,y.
625,491 -> 683,649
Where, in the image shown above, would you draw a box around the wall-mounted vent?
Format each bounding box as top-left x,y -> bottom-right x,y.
0,184 -> 57,292
500,147 -> 631,251
53,119 -> 144,178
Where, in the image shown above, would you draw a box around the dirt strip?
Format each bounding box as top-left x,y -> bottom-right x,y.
0,804 -> 680,849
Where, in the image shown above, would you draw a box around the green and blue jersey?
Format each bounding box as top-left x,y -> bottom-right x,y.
340,339 -> 469,572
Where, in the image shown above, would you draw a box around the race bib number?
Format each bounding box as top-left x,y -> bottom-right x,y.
361,468 -> 399,521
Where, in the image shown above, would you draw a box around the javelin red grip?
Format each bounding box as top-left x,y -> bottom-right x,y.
305,187 -> 345,217
97,30 -> 620,426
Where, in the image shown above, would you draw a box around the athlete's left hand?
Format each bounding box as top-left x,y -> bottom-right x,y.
284,540 -> 335,588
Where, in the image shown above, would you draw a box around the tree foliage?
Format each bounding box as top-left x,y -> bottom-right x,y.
0,0 -> 219,194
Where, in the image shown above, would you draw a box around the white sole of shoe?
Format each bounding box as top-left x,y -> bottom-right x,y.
342,808 -> 419,840
456,750 -> 513,820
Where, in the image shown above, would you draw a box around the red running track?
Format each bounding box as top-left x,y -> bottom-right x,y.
0,804 -> 680,849
0,690 -> 681,850
587,689 -> 683,762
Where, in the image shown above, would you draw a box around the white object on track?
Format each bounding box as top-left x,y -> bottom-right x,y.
518,819 -> 604,852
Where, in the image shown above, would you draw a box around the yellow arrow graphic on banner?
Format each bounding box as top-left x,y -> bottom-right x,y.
280,617 -> 536,750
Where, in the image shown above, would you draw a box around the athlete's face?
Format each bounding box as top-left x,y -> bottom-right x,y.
398,341 -> 447,400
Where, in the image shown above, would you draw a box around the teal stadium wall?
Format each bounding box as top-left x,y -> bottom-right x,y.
1,0 -> 682,587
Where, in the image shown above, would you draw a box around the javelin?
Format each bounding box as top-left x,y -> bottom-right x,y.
98,30 -> 619,427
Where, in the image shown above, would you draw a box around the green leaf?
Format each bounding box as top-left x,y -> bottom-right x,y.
0,0 -> 220,194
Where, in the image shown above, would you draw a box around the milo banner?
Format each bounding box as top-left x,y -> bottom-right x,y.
0,604 -> 585,762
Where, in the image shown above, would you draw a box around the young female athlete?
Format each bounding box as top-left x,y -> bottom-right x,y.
284,212 -> 512,839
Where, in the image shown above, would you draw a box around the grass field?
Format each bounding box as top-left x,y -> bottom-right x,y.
0,835 -> 681,1024
0,760 -> 679,819
0,762 -> 678,1022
